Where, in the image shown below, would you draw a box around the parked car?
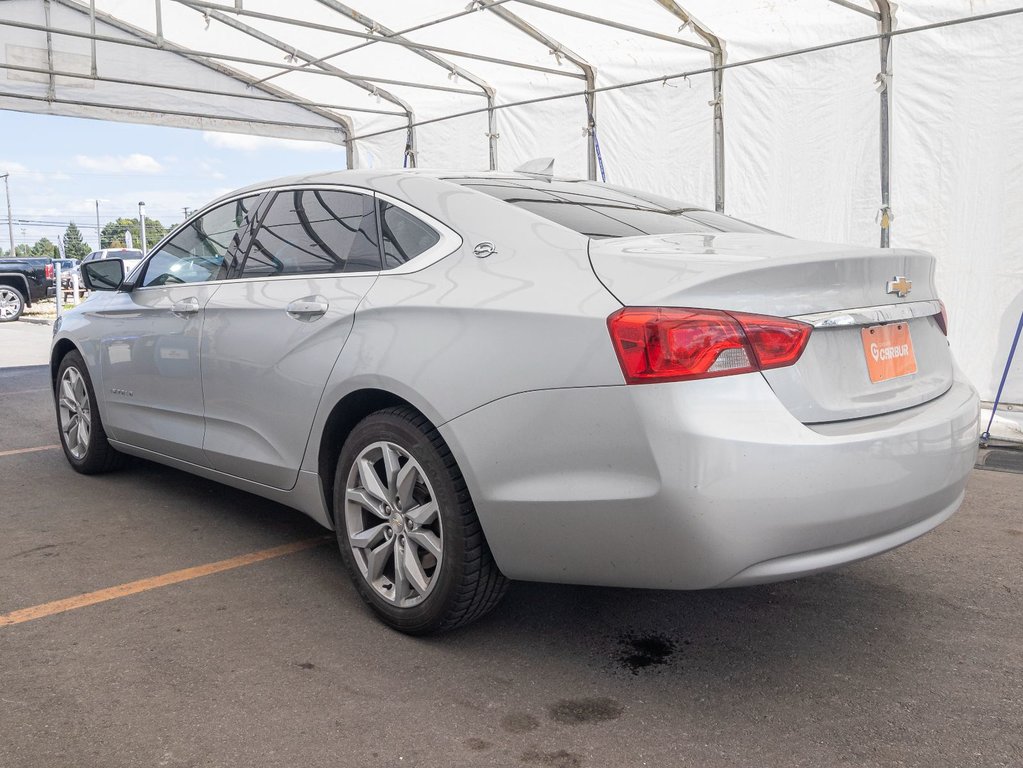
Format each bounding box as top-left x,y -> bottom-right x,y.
55,259 -> 86,299
0,257 -> 55,321
82,248 -> 144,278
52,169 -> 979,634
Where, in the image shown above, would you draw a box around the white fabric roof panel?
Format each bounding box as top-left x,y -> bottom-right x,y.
1,0 -> 1021,435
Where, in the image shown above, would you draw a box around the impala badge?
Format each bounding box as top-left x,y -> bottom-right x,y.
473,241 -> 497,259
886,276 -> 912,297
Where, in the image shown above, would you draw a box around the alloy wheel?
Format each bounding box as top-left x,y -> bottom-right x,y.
0,288 -> 22,320
344,441 -> 443,608
58,366 -> 92,460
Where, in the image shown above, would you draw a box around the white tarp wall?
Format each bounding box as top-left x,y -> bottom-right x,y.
2,0 -> 1021,437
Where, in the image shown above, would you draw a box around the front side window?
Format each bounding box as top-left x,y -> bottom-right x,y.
241,190 -> 380,277
140,196 -> 259,287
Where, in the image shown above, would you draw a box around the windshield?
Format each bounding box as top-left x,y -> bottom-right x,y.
451,177 -> 773,239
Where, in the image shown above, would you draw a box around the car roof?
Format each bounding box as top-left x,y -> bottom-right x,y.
208,169 -> 601,207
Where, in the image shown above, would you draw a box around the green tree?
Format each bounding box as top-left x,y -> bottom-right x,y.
100,217 -> 170,250
30,237 -> 57,258
62,222 -> 91,261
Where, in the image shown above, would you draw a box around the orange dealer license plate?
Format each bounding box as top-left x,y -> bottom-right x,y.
861,322 -> 917,383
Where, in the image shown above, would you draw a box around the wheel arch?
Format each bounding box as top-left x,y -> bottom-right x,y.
50,338 -> 80,391
317,387 -> 433,525
0,274 -> 32,306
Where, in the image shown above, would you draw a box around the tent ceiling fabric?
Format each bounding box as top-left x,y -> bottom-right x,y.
2,0 -> 1023,423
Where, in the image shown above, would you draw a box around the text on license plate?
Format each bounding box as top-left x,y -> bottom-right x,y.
861,322 -> 917,383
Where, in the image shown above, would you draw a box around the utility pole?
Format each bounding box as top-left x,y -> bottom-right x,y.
138,201 -> 147,256
95,199 -> 101,249
182,206 -> 190,220
1,173 -> 14,259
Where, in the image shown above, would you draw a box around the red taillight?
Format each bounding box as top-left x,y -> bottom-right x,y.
937,300 -> 949,336
607,307 -> 812,384
45,263 -> 54,280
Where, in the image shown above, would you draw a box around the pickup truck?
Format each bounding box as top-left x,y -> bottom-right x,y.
0,258 -> 56,322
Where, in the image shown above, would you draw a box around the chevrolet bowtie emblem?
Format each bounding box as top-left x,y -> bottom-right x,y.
886,276 -> 912,297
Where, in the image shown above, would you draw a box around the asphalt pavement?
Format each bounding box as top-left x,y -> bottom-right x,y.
1,324 -> 1021,768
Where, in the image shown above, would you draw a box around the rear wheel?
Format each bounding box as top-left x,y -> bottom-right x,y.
55,351 -> 124,474
334,407 -> 508,634
0,286 -> 25,322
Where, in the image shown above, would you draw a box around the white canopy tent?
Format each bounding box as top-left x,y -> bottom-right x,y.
2,0 -> 1022,438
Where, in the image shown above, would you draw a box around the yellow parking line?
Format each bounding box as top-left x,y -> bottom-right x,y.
0,445 -> 60,458
0,536 -> 331,628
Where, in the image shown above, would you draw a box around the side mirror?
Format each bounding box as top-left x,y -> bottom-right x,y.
81,259 -> 125,292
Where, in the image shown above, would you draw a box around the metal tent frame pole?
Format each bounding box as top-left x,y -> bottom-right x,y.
312,0 -> 499,170
653,1 -> 727,213
174,2 -> 416,167
874,0 -> 894,248
826,0 -> 894,247
171,1 -> 579,81
48,1 -> 355,144
479,0 -> 598,181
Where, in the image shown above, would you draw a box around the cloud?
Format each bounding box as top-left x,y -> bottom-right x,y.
0,160 -> 30,175
202,132 -> 344,153
74,153 -> 164,173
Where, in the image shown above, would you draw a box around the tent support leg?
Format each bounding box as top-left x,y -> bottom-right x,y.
487,93 -> 498,170
712,50 -> 724,212
405,117 -> 417,168
154,0 -> 164,45
43,0 -> 56,100
877,3 -> 893,248
88,0 -> 97,77
585,71 -> 597,181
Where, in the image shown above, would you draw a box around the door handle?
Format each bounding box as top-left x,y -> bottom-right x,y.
287,297 -> 329,321
171,297 -> 200,317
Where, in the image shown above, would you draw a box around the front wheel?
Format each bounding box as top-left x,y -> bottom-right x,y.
55,351 -> 124,474
0,286 -> 25,322
334,407 -> 508,634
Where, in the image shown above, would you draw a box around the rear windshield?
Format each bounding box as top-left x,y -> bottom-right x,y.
451,178 -> 772,239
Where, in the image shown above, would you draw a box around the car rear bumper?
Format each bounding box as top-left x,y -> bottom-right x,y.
439,369 -> 979,589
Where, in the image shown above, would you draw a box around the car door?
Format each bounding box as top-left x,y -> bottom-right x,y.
98,194 -> 262,463
200,187 -> 381,490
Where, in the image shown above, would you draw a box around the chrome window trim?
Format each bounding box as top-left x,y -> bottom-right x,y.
131,183 -> 460,291
793,300 -> 942,328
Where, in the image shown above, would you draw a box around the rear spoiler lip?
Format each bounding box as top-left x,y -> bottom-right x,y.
792,299 -> 942,328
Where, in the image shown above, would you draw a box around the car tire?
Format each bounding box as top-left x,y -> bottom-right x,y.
55,351 -> 124,474
334,406 -> 509,634
0,285 -> 25,322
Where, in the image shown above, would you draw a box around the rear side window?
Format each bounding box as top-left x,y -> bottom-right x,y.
242,190 -> 380,277
379,201 -> 440,269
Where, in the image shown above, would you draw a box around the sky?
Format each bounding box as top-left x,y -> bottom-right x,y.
0,110 -> 348,253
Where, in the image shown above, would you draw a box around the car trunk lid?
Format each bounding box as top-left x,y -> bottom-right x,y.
589,232 -> 953,423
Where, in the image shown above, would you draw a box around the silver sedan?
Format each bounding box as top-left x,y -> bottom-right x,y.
52,169 -> 979,633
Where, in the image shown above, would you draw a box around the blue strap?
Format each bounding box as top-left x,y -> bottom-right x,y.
981,308 -> 1023,443
592,127 -> 607,182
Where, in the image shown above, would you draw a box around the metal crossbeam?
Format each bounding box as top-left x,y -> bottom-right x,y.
173,1 -> 417,166
0,16 -> 481,95
312,0 -> 499,170
510,0 -> 714,52
49,0 -> 355,152
0,62 -> 405,116
479,0 -> 598,181
249,0 -> 516,88
167,1 -> 581,80
652,1 -> 726,212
